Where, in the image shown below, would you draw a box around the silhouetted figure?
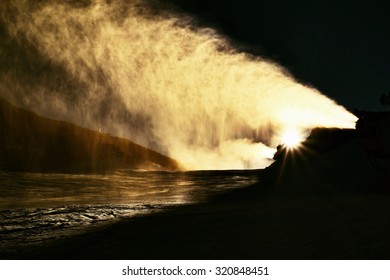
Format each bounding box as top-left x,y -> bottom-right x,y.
273,144 -> 287,162
380,90 -> 390,106
355,110 -> 390,179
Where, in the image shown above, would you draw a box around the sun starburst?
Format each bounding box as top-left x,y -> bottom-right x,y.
280,128 -> 305,149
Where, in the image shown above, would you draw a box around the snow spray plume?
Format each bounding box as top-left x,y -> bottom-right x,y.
0,0 -> 357,170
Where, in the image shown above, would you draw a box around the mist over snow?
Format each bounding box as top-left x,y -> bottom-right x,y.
0,0 -> 357,169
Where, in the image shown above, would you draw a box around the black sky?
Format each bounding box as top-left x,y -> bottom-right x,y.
164,0 -> 390,111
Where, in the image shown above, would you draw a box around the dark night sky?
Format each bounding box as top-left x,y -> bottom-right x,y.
165,0 -> 390,111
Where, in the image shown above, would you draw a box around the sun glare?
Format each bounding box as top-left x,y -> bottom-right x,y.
281,128 -> 304,148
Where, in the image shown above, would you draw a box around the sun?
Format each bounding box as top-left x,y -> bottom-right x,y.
280,128 -> 304,148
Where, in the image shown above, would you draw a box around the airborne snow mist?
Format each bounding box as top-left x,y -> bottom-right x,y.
0,0 -> 357,169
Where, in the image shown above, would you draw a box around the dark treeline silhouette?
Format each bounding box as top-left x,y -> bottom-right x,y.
0,97 -> 180,172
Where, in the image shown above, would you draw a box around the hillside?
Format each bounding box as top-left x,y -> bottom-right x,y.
0,97 -> 180,172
